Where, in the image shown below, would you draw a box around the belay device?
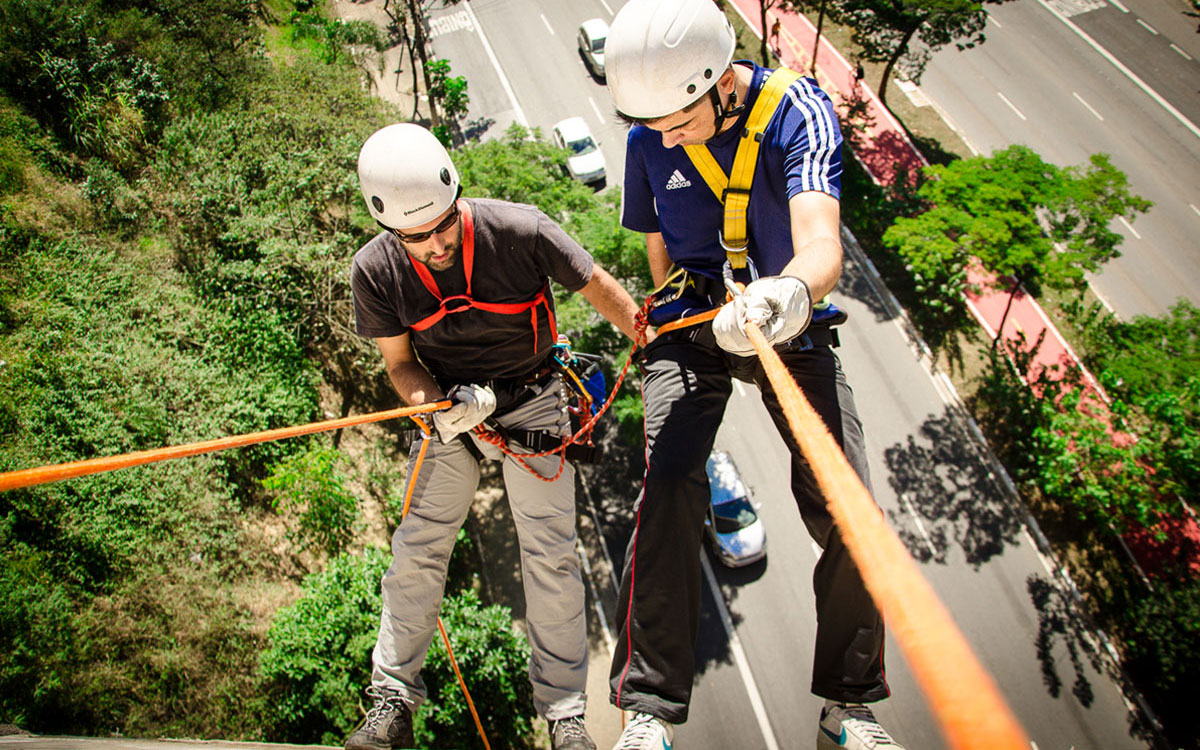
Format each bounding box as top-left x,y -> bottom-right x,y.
553,335 -> 607,418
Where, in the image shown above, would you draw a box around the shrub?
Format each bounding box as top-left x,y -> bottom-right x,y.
259,550 -> 533,748
264,447 -> 359,557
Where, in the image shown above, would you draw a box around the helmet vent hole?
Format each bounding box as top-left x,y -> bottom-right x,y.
371,196 -> 384,212
704,68 -> 713,80
687,84 -> 696,94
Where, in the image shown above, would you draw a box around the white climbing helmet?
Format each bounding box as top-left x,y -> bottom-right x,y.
357,123 -> 460,230
605,0 -> 737,119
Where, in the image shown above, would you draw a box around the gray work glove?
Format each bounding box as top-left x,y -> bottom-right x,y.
713,276 -> 813,356
432,383 -> 497,444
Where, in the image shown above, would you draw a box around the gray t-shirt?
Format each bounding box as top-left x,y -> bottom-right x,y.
351,198 -> 595,383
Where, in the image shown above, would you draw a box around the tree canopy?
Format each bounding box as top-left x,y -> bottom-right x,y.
882,145 -> 1151,340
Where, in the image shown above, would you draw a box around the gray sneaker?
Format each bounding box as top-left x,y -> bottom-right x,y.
550,715 -> 597,750
817,702 -> 905,750
345,686 -> 414,750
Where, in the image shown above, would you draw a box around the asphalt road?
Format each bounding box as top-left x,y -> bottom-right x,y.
917,0 -> 1200,320
427,0 -> 1155,746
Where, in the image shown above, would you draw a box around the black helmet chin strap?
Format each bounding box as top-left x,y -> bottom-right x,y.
706,83 -> 744,139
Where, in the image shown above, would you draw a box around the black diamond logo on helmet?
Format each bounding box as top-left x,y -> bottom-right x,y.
440,168 -> 451,186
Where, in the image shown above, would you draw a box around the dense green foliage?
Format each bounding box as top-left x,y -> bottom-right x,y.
259,546 -> 529,749
883,145 -> 1150,346
0,0 -> 646,743
969,305 -> 1200,745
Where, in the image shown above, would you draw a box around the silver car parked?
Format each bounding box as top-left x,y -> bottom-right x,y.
704,450 -> 767,567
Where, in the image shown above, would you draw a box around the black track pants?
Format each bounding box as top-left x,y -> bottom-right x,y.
608,325 -> 889,723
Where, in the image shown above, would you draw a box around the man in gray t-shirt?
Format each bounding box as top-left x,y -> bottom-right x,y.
344,124 -> 643,750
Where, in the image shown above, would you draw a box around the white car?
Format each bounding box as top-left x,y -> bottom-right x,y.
552,117 -> 606,185
704,450 -> 767,567
578,18 -> 609,78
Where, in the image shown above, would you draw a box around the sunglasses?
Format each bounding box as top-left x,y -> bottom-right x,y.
386,202 -> 460,244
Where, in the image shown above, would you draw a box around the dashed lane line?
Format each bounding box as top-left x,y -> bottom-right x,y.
1171,43 -> 1193,61
1118,215 -> 1142,239
1034,0 -> 1200,140
1073,91 -> 1104,120
998,91 -> 1027,120
540,13 -> 555,35
701,554 -> 782,750
589,96 -> 606,124
1135,18 -> 1157,34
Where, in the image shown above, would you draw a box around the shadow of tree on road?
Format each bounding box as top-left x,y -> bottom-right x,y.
1027,574 -> 1100,709
882,407 -> 1024,567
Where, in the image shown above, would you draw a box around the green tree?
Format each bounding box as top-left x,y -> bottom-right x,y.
839,0 -> 1009,113
424,58 -> 470,146
882,145 -> 1151,346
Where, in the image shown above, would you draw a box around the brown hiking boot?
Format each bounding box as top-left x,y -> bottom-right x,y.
345,686 -> 414,750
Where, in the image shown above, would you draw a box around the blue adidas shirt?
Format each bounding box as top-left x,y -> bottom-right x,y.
620,62 -> 843,281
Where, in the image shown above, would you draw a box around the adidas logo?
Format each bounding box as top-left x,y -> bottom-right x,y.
665,169 -> 692,190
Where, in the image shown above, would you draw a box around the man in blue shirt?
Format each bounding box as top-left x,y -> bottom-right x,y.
603,1 -> 904,749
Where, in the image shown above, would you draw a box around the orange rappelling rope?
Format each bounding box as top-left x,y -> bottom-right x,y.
406,415 -> 491,750
744,321 -> 1028,750
0,401 -> 453,493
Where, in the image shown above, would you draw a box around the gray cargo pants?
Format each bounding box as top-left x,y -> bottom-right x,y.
371,376 -> 588,720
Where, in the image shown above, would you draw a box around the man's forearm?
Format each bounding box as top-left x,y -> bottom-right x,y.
780,237 -> 842,301
578,266 -> 646,342
387,360 -> 444,407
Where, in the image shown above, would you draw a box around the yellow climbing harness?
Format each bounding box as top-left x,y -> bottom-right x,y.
683,68 -> 802,271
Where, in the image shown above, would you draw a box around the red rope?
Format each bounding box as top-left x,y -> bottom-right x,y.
472,302 -> 654,482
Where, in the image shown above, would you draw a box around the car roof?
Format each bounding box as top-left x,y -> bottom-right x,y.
706,450 -> 749,505
553,116 -> 592,141
580,18 -> 609,38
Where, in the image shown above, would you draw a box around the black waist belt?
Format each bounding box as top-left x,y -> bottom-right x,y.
500,427 -> 600,463
780,323 -> 839,351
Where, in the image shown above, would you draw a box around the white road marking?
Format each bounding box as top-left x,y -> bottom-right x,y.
1191,203 -> 1200,218
1107,0 -> 1129,11
588,96 -> 606,124
1171,43 -> 1193,61
461,2 -> 529,128
998,91 -> 1027,120
540,13 -> 555,35
733,380 -> 748,398
700,555 -> 782,750
1073,91 -> 1104,120
427,10 -> 474,38
1091,284 -> 1116,314
811,541 -> 823,560
901,493 -> 939,558
1118,215 -> 1142,239
576,538 -> 615,651
1135,18 -> 1158,34
988,13 -> 1003,27
1035,0 -> 1200,140
599,0 -> 614,15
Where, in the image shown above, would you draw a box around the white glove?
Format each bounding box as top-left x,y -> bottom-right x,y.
432,384 -> 497,444
713,276 -> 812,356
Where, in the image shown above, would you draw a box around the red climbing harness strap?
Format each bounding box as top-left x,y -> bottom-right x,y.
408,202 -> 557,353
